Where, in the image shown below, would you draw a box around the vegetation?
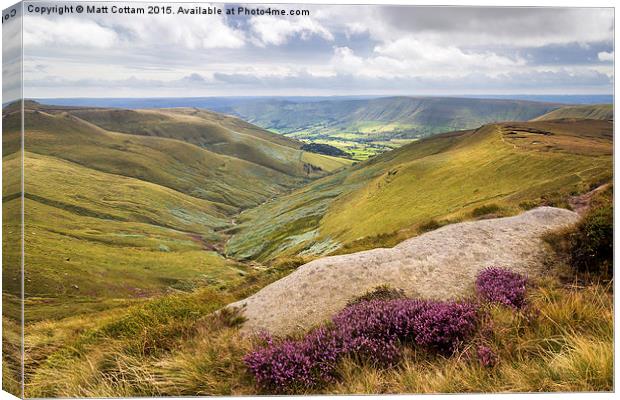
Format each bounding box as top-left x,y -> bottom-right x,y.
20,262 -> 612,396
300,142 -> 351,158
219,96 -> 560,160
2,100 -> 613,396
545,185 -> 613,277
533,104 -> 613,121
228,120 -> 612,261
475,267 -> 528,309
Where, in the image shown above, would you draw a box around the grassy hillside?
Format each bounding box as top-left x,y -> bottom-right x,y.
1,103 -> 350,322
221,97 -> 560,159
65,107 -> 351,175
226,119 -> 612,261
533,104 -> 613,121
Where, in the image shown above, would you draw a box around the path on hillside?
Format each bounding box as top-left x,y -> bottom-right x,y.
229,206 -> 580,335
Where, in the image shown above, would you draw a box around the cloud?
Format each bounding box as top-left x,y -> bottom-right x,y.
19,4 -> 614,97
249,15 -> 334,46
24,16 -> 118,48
318,7 -> 613,49
23,5 -> 246,51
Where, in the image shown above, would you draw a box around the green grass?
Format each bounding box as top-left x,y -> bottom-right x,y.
227,120 -> 612,261
533,104 -> 613,121
68,107 -> 352,176
220,97 -> 559,161
2,102 -> 614,396
1,103 -> 352,321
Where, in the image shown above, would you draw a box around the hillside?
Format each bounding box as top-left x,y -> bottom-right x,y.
532,104 -> 613,121
220,96 -> 561,159
226,118 -> 612,262
2,103 -> 350,320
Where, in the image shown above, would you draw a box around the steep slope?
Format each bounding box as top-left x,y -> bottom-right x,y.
224,96 -> 560,136
231,207 -> 579,335
220,96 -> 560,159
64,106 -> 351,175
1,102 -> 350,320
226,119 -> 612,261
532,104 -> 613,121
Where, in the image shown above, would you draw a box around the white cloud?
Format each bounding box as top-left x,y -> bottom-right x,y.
23,11 -> 246,51
24,16 -> 118,48
17,4 -> 614,97
123,14 -> 245,50
326,39 -> 525,80
249,16 -> 334,46
598,51 -> 614,62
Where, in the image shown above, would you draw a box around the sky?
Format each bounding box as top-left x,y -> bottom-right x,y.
2,2 -> 615,100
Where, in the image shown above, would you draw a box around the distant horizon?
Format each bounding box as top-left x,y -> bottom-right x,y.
4,5 -> 613,101
22,94 -> 613,109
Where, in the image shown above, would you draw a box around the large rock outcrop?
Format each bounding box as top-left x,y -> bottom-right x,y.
230,207 -> 579,335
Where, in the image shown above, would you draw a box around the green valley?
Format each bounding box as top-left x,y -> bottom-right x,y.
1,98 -> 613,397
226,118 -> 612,261
220,96 -> 562,160
2,102 -> 352,321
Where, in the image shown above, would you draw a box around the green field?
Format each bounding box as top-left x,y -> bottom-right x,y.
2,102 -> 352,323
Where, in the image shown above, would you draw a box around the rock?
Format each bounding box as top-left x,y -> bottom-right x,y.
229,207 -> 579,336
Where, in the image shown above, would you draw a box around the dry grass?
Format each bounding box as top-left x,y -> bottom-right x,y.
23,270 -> 613,396
326,278 -> 612,394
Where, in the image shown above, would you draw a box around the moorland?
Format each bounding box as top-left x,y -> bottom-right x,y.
1,97 -> 613,396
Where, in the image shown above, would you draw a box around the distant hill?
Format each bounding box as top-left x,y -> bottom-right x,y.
222,96 -> 560,137
226,118 -> 612,262
532,104 -> 613,121
215,96 -> 560,159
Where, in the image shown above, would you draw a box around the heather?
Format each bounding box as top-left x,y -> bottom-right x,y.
244,268 -> 534,392
476,267 -> 528,309
245,298 -> 479,392
22,268 -> 612,396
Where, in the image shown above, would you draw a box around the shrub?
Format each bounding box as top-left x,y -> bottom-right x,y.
476,267 -> 528,309
245,298 -> 479,392
568,204 -> 612,275
346,285 -> 406,306
244,327 -> 342,393
476,345 -> 498,368
471,204 -> 502,217
418,219 -> 443,233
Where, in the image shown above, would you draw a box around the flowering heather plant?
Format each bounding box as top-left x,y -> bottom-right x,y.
476,267 -> 528,309
245,298 -> 479,392
477,345 -> 498,368
244,327 -> 342,393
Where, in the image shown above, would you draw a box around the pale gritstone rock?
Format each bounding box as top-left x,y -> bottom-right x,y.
229,207 -> 579,336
